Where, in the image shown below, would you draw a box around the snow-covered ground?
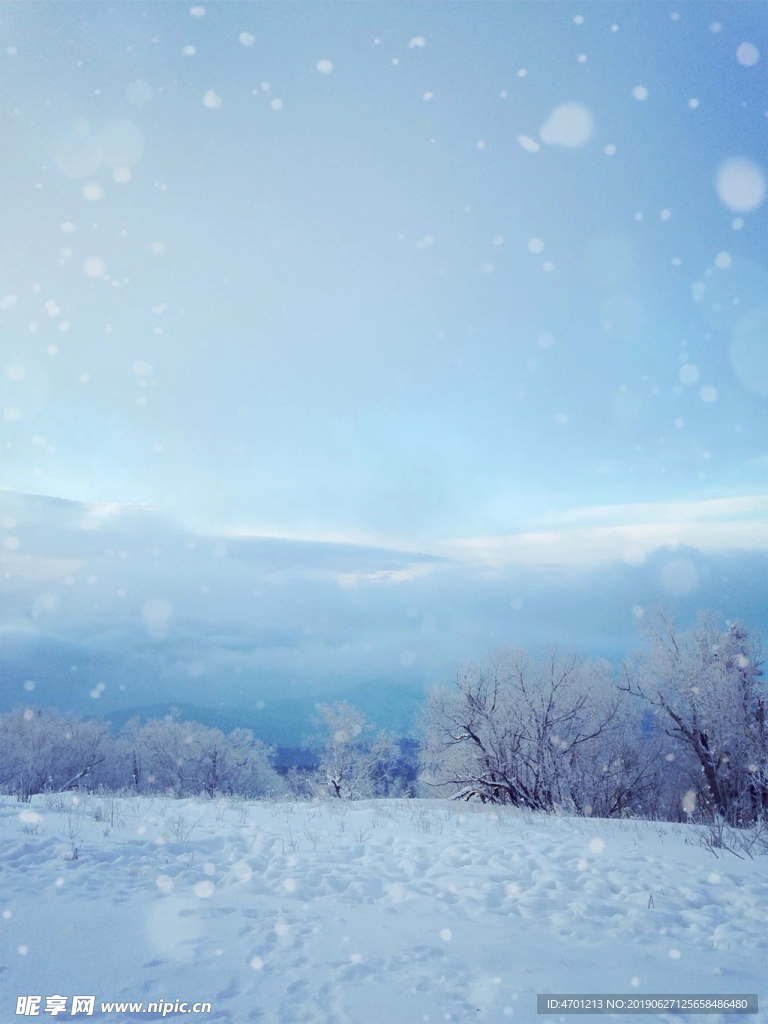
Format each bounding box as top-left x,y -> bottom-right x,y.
1,795 -> 765,1023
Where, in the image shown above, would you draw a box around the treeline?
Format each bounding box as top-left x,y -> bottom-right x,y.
0,702 -> 418,803
1,612 -> 766,826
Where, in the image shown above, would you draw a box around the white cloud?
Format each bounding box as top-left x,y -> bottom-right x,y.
439,496 -> 768,567
551,495 -> 768,526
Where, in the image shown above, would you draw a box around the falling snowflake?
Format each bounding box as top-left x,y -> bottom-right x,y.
83,257 -> 106,278
126,79 -> 152,105
660,558 -> 698,595
678,363 -> 699,385
736,42 -> 760,67
539,103 -> 593,147
82,181 -> 104,200
730,307 -> 768,397
141,597 -> 173,638
716,158 -> 766,212
232,861 -> 253,881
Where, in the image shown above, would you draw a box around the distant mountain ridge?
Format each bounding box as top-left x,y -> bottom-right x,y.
68,680 -> 426,750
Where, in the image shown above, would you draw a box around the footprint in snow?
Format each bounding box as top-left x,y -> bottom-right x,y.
215,977 -> 240,1000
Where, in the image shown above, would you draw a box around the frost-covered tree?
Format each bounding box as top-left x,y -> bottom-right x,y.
312,701 -> 398,799
125,712 -> 283,797
622,613 -> 766,826
0,708 -> 110,800
123,713 -> 202,796
197,726 -> 284,798
566,699 -> 666,819
420,649 -> 622,811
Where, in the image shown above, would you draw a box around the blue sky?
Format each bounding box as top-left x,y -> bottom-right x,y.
1,2 -> 767,722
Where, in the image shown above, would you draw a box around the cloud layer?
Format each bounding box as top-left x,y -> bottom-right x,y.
2,489 -> 766,737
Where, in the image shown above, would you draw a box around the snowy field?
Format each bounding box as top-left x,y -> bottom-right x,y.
1,796 -> 765,1024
